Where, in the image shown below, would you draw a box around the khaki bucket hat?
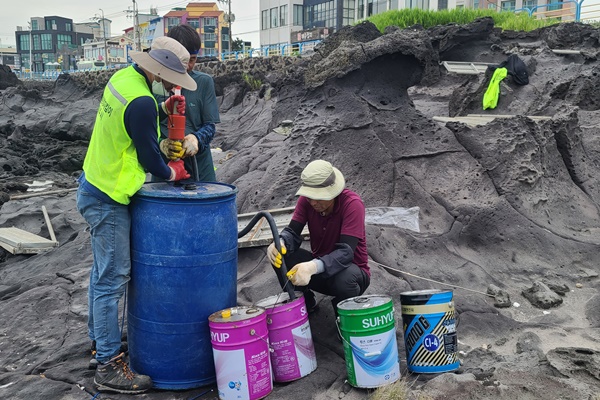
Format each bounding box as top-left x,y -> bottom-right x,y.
129,37 -> 196,91
295,160 -> 345,200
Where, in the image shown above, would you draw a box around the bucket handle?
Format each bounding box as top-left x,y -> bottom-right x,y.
249,329 -> 274,353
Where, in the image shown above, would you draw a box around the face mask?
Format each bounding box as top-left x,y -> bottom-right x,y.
152,80 -> 168,96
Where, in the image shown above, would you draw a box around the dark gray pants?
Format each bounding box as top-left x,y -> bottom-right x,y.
275,248 -> 370,313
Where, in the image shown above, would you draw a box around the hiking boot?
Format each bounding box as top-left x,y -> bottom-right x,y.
89,340 -> 128,370
94,353 -> 152,394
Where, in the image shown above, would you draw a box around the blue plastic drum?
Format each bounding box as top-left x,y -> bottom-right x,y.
127,182 -> 238,389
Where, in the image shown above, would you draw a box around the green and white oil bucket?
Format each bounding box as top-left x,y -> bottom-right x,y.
337,295 -> 401,388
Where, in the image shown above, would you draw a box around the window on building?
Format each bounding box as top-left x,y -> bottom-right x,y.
405,0 -> 430,9
358,0 -> 365,19
488,2 -> 496,9
523,0 -> 537,8
188,19 -> 199,28
41,33 -> 53,50
203,48 -> 217,56
203,33 -> 216,42
501,0 -> 515,11
474,0 -> 480,8
166,17 -> 181,31
373,0 -> 386,13
31,20 -> 39,30
438,0 -> 448,9
65,23 -> 72,32
204,17 -> 217,27
293,5 -> 303,26
19,35 -> 30,51
262,10 -> 269,29
280,5 -> 288,27
57,34 -> 72,47
304,1 -> 335,30
33,34 -> 41,50
343,0 -> 356,26
270,7 -> 278,28
547,2 -> 561,11
46,19 -> 57,30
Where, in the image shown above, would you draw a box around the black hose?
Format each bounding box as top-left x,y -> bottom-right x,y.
191,154 -> 199,181
237,211 -> 296,300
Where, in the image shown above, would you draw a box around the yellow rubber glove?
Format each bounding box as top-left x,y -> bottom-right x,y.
182,134 -> 199,157
267,239 -> 286,268
287,261 -> 317,286
159,139 -> 185,161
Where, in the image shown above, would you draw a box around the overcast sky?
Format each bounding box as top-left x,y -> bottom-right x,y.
0,0 -> 260,48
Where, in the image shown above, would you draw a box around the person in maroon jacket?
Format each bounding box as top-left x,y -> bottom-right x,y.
267,160 -> 370,314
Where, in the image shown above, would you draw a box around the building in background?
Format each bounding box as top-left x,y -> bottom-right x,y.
260,0 -> 571,48
0,47 -> 17,71
163,3 -> 226,57
15,16 -> 93,72
260,0 -> 304,48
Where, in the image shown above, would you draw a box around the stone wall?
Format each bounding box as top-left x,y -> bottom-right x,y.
0,55 -> 308,95
194,56 -> 302,79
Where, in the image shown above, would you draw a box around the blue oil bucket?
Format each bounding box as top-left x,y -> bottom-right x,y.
400,290 -> 459,373
127,182 -> 238,390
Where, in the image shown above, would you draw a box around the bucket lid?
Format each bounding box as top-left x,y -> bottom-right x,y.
134,182 -> 237,200
337,295 -> 391,311
400,289 -> 449,297
255,291 -> 303,308
209,306 -> 264,323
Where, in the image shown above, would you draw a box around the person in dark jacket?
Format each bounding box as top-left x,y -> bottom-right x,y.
154,24 -> 221,181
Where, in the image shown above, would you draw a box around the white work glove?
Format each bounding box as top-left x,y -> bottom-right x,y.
159,139 -> 184,161
182,134 -> 199,157
267,239 -> 286,268
287,261 -> 318,286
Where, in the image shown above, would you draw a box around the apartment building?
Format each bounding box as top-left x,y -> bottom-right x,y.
164,2 -> 227,58
14,16 -> 93,72
260,0 -> 305,46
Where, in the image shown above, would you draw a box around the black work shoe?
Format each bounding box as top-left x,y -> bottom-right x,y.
94,353 -> 152,394
89,341 -> 128,370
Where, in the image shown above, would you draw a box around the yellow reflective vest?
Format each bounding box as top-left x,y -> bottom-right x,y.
83,67 -> 159,204
483,67 -> 508,110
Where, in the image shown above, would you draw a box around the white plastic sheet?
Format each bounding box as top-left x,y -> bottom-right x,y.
365,207 -> 420,233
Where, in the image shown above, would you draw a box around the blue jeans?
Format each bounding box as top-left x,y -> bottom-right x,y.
77,186 -> 131,363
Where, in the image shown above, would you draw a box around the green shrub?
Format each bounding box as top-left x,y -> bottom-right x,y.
242,73 -> 262,90
366,8 -> 560,32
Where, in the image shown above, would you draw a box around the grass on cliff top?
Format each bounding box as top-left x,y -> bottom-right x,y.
367,8 -> 560,32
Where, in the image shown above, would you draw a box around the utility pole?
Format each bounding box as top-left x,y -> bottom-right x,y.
218,0 -> 233,55
132,0 -> 141,51
228,0 -> 232,54
99,9 -> 108,66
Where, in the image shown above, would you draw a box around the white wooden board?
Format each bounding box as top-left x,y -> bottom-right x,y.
441,61 -> 495,74
0,227 -> 59,255
433,114 -> 551,127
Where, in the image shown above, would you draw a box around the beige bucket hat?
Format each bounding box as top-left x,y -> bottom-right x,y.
129,37 -> 197,91
296,160 -> 346,200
